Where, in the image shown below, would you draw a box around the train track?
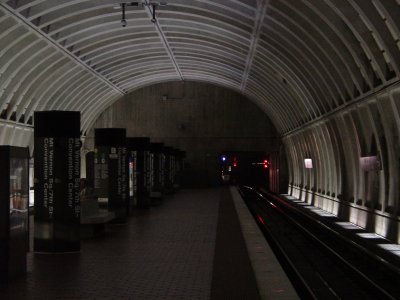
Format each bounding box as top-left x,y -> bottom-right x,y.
239,186 -> 400,300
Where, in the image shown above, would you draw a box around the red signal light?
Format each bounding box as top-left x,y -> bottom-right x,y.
233,156 -> 238,167
263,159 -> 269,169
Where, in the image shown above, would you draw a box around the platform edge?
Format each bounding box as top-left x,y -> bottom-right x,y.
229,186 -> 300,300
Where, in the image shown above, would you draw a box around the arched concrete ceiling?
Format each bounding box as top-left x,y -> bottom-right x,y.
0,0 -> 399,134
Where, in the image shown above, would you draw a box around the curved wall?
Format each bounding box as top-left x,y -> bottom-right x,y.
0,0 -> 399,243
1,1 -> 400,134
284,84 -> 400,243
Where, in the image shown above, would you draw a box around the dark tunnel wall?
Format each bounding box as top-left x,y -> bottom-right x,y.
85,81 -> 280,186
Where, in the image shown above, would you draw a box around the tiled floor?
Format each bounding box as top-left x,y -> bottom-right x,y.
1,189 -> 221,300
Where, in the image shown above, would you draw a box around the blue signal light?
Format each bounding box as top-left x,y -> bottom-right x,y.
221,155 -> 227,162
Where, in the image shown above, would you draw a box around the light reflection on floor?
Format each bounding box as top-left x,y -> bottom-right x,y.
304,206 -> 336,217
281,194 -> 400,258
356,233 -> 385,239
335,222 -> 362,230
378,244 -> 400,257
281,194 -> 298,200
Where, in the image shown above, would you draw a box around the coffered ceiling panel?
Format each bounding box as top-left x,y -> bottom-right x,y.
0,0 -> 399,134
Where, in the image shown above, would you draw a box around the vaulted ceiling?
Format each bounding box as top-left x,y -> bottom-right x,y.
0,0 -> 399,134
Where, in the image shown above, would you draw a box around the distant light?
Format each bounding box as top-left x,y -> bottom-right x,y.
304,158 -> 313,169
263,159 -> 269,169
233,156 -> 238,167
221,155 -> 226,162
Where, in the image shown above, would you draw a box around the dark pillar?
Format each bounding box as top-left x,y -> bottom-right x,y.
0,146 -> 29,282
126,137 -> 151,210
176,150 -> 186,189
171,148 -> 177,190
94,128 -> 128,223
85,151 -> 95,189
173,149 -> 182,191
34,111 -> 80,252
150,143 -> 165,200
164,146 -> 174,195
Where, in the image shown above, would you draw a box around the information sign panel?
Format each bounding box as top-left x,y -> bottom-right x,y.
34,111 -> 80,252
94,128 -> 128,222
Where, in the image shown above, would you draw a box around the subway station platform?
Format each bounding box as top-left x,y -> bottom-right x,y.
0,187 -> 297,300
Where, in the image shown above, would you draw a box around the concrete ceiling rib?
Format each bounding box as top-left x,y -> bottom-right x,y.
0,0 -> 399,134
240,0 -> 268,92
246,67 -> 304,127
301,0 -> 367,94
244,79 -> 296,131
323,0 -> 388,84
2,43 -> 50,117
0,3 -> 125,93
255,40 -> 320,120
269,2 -> 352,103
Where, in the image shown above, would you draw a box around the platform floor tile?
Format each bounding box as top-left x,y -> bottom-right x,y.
0,188 -> 220,300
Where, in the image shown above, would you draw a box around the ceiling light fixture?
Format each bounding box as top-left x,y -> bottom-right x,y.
121,3 -> 127,27
151,4 -> 156,23
144,1 -> 167,23
115,2 -> 140,27
116,1 -> 167,25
